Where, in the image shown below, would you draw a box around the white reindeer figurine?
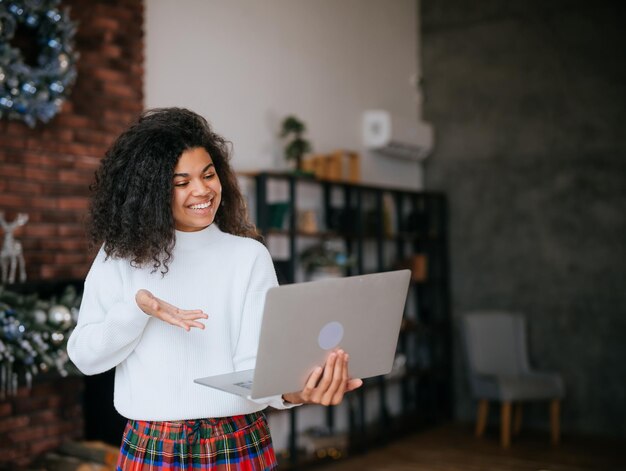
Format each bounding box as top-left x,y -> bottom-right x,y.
0,212 -> 28,284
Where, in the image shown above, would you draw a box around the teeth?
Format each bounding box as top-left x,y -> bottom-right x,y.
190,201 -> 211,210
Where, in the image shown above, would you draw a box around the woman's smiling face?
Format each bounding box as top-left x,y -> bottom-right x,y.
171,147 -> 222,232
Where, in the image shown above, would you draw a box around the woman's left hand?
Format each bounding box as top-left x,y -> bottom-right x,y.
282,350 -> 363,406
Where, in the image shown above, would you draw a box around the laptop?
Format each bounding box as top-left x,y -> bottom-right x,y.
194,269 -> 411,399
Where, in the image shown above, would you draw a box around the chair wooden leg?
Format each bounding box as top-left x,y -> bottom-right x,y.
550,399 -> 561,445
513,403 -> 523,436
475,399 -> 489,437
500,401 -> 512,448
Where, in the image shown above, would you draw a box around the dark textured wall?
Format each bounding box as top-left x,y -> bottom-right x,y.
421,1 -> 626,437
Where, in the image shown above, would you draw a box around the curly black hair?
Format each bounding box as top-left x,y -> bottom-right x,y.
88,107 -> 260,274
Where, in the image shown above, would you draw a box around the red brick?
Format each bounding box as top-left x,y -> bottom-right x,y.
58,197 -> 90,210
58,224 -> 87,237
105,44 -> 125,58
13,396 -> 50,414
110,5 -> 139,22
0,0 -> 143,283
74,128 -> 116,146
70,264 -> 91,279
11,386 -> 32,398
91,16 -> 120,31
28,435 -> 62,456
3,121 -> 33,136
5,180 -> 42,194
109,98 -> 143,113
24,167 -> 58,182
103,109 -> 136,124
74,154 -> 103,169
0,446 -> 26,463
102,82 -> 136,98
25,252 -> 56,265
49,182 -> 91,197
60,100 -> 74,113
0,194 -> 28,207
0,415 -> 30,433
2,195 -> 58,210
0,164 -> 24,178
57,142 -> 106,157
32,379 -> 66,395
9,456 -> 34,468
0,151 -> 21,163
92,67 -> 128,82
30,409 -> 59,425
40,238 -> 87,251
41,264 -> 85,279
46,421 -> 77,436
55,253 -> 87,264
0,402 -> 12,417
58,170 -> 91,184
62,404 -> 83,420
41,128 -> 75,142
23,224 -> 58,238
52,114 -> 93,129
1,135 -> 29,149
22,152 -> 76,168
10,425 -> 48,443
40,211 -> 85,224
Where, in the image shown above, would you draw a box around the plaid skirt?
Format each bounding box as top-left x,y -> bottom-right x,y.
116,411 -> 277,470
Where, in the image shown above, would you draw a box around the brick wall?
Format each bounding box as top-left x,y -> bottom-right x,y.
0,377 -> 84,468
0,0 -> 144,281
0,0 -> 143,466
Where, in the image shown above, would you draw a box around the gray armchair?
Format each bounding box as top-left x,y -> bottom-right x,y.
461,311 -> 565,447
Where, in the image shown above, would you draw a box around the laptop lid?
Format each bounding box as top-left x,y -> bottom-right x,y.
248,269 -> 411,399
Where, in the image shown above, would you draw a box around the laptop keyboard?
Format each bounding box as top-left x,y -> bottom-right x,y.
234,380 -> 253,390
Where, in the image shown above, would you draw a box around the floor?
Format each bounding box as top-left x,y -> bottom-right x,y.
317,423 -> 626,471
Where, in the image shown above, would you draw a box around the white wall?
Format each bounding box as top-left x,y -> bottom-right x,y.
145,0 -> 423,189
145,0 -> 422,188
143,2 -> 422,450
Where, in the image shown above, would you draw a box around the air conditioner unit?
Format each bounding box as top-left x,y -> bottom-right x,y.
362,110 -> 434,161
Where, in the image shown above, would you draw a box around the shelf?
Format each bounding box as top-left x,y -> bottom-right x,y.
264,228 -> 342,239
243,170 -> 447,195
265,228 -> 444,243
400,319 -> 451,334
251,171 -> 451,469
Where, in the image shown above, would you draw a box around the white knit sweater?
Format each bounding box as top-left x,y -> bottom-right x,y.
67,224 -> 293,420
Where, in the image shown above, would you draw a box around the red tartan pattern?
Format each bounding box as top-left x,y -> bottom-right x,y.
116,412 -> 277,470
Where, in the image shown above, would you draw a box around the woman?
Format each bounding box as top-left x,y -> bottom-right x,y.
67,108 -> 362,470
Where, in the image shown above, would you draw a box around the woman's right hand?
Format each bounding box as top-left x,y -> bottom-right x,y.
135,289 -> 208,331
282,349 -> 362,406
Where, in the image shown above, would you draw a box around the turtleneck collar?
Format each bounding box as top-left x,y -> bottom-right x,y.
174,223 -> 222,251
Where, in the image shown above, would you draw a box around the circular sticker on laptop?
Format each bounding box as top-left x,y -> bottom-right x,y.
318,321 -> 344,350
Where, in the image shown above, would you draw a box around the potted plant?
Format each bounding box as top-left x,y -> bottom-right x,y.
299,240 -> 354,281
280,115 -> 312,172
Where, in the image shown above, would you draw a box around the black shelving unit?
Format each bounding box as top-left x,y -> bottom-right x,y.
249,171 -> 451,468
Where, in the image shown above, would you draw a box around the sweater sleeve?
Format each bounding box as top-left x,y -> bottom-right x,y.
67,250 -> 150,375
232,244 -> 299,410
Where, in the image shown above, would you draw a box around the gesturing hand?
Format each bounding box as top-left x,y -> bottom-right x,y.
135,289 -> 208,331
282,350 -> 363,406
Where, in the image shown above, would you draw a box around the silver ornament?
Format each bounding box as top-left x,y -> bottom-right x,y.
51,332 -> 65,346
48,305 -> 72,328
33,309 -> 47,324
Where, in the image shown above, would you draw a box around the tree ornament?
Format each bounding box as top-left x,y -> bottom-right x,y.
0,284 -> 81,396
33,308 -> 47,324
50,331 -> 64,345
47,304 -> 71,328
0,0 -> 79,127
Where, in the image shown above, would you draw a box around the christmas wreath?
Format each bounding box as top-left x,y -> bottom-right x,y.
0,0 -> 78,128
